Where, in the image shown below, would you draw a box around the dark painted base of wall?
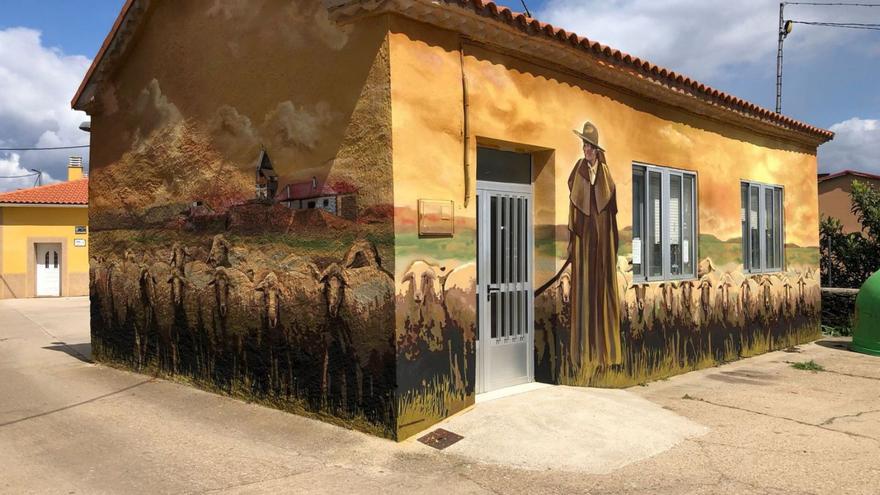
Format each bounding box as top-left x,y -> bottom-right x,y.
537,311 -> 821,388
91,311 -> 397,438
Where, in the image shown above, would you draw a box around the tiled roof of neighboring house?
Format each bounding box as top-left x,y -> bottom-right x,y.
278,180 -> 358,201
818,170 -> 880,183
73,0 -> 833,144
0,179 -> 89,206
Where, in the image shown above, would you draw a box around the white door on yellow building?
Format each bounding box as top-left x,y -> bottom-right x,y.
35,243 -> 61,297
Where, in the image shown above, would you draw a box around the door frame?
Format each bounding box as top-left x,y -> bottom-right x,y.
475,180 -> 535,394
27,238 -> 67,298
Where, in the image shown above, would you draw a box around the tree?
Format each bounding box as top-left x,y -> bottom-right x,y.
820,180 -> 880,288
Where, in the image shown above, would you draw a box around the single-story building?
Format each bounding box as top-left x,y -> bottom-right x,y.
74,0 -> 831,440
818,170 -> 880,234
0,159 -> 89,299
278,177 -> 359,220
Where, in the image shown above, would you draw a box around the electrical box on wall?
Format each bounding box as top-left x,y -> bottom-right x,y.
418,199 -> 454,237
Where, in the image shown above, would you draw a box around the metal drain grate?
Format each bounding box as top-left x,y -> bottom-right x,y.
417,428 -> 464,450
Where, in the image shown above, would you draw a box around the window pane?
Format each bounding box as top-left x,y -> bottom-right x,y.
774,188 -> 784,269
632,168 -> 645,277
683,175 -> 695,276
741,183 -> 749,270
669,174 -> 683,276
765,188 -> 775,269
749,185 -> 761,270
648,171 -> 663,278
490,197 -> 498,284
477,148 -> 532,184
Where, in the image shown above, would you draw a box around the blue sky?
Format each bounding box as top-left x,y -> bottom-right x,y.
0,0 -> 877,190
0,0 -> 122,57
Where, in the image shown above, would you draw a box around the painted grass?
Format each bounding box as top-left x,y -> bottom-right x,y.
396,375 -> 472,440
92,340 -> 394,438
541,232 -> 818,270
92,226 -> 395,269
558,323 -> 821,388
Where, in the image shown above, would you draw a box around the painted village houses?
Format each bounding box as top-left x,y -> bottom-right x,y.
74,0 -> 831,440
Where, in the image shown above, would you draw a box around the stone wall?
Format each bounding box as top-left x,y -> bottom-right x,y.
822,288 -> 858,328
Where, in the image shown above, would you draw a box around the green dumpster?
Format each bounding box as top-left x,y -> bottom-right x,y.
852,270 -> 880,356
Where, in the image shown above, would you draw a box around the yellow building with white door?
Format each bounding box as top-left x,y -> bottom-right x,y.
0,161 -> 89,299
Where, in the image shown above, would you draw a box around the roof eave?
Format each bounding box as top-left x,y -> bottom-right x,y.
0,203 -> 88,208
330,0 -> 834,147
71,0 -> 146,112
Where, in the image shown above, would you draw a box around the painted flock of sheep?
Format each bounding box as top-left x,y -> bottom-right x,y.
89,230 -> 821,421
539,256 -> 822,340
90,235 -> 397,422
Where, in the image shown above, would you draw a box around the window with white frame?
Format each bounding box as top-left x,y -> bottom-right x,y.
741,181 -> 784,272
632,164 -> 697,281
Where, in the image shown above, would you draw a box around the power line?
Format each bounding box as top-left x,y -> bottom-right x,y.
790,20 -> 880,29
785,2 -> 880,6
0,144 -> 89,151
0,172 -> 39,179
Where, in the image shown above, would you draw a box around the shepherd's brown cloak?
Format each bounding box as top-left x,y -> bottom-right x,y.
567,157 -> 622,368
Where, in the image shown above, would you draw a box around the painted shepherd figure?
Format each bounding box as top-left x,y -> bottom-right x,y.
567,121 -> 622,368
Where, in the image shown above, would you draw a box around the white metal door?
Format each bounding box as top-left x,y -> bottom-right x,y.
35,243 -> 61,297
476,181 -> 534,394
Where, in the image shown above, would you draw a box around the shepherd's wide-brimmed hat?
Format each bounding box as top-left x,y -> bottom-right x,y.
573,121 -> 604,151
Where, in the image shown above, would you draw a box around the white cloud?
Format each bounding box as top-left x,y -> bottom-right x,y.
818,117 -> 880,174
0,153 -> 56,191
0,27 -> 90,192
263,100 -> 336,150
132,78 -> 182,144
536,0 -> 871,82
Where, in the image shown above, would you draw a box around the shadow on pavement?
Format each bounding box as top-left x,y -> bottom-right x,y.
0,378 -> 154,429
42,342 -> 93,363
814,339 -> 856,352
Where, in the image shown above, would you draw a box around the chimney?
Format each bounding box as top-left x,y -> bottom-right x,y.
68,156 -> 84,181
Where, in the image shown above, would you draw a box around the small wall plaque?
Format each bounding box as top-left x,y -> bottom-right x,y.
74,238 -> 86,247
75,226 -> 87,234
418,199 -> 454,237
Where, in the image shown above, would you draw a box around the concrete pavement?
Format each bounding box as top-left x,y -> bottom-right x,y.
1,297 -> 879,494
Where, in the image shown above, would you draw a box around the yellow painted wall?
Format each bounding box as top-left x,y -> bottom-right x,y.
389,18 -> 821,277
0,206 -> 89,299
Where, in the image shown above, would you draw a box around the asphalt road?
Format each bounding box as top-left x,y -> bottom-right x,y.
1,297 -> 879,494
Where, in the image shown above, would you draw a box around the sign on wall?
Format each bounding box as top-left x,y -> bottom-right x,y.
418,199 -> 454,237
75,226 -> 88,234
74,239 -> 86,247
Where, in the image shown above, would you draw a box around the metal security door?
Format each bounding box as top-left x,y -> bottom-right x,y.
35,243 -> 61,297
476,181 -> 534,394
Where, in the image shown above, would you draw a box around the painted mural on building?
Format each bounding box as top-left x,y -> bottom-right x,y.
387,16 -> 823,437
82,1 -> 826,441
86,0 -> 398,438
532,124 -> 822,387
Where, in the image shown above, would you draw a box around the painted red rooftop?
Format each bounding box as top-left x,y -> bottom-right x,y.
278,180 -> 357,201
0,179 -> 89,206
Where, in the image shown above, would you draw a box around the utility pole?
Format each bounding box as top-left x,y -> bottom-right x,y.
776,2 -> 786,114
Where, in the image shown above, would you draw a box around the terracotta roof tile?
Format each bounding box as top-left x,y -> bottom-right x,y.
0,179 -> 89,205
444,0 -> 832,140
